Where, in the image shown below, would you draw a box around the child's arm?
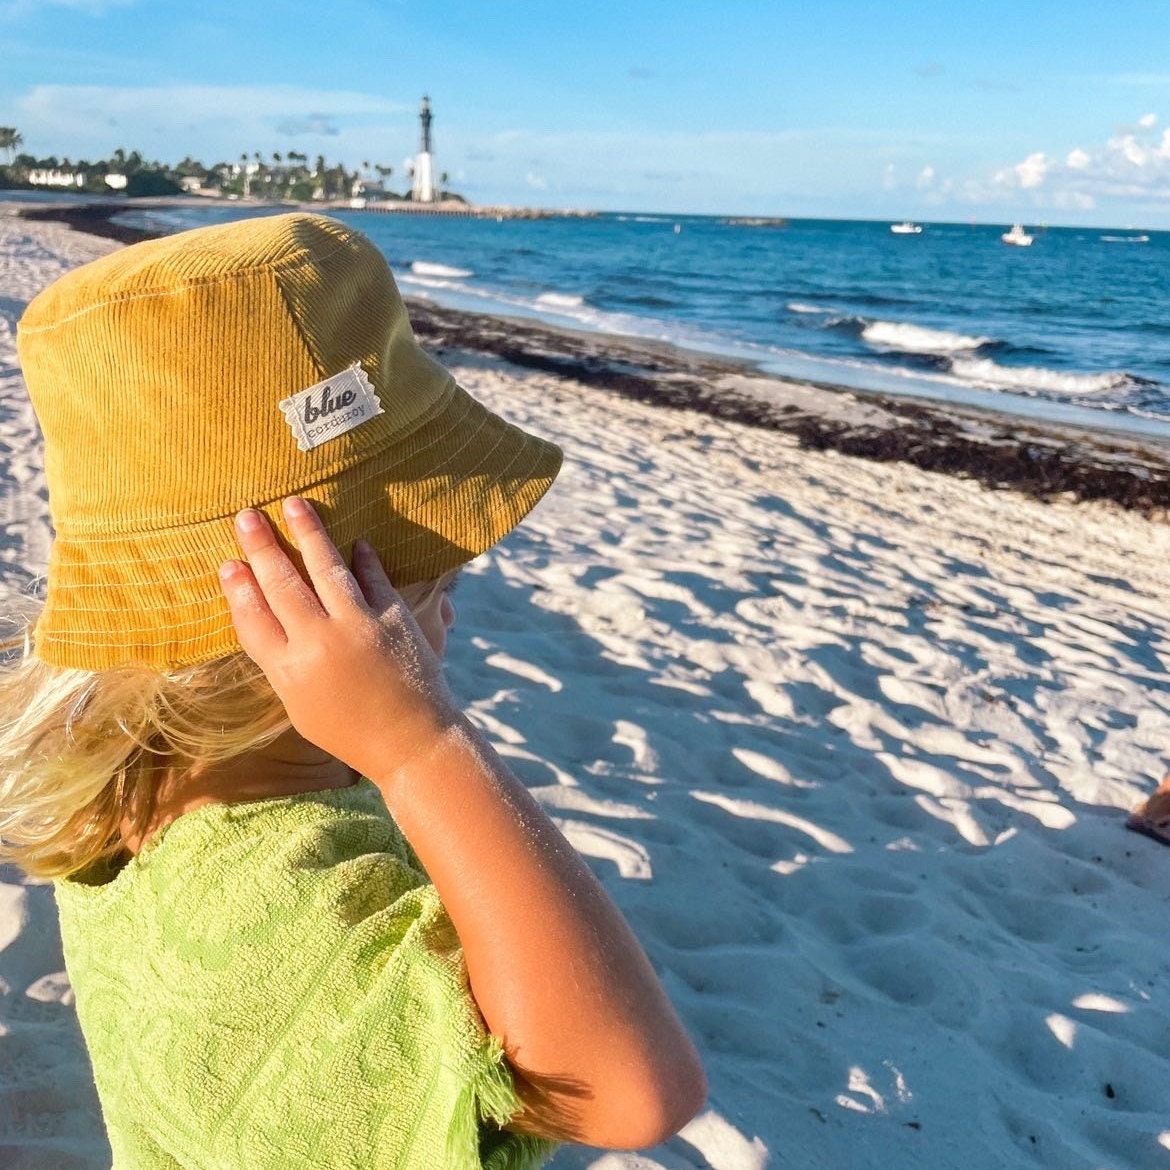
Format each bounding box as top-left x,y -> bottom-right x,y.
218,498 -> 706,1149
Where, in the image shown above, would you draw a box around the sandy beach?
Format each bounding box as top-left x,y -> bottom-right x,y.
3,211 -> 1170,1169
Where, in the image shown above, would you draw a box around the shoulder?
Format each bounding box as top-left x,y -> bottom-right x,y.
56,779 -> 428,957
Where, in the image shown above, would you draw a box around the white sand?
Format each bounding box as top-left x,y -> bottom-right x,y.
3,215 -> 1170,1170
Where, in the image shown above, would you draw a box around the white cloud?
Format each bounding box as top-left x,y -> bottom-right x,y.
438,125 -> 954,211
12,85 -> 1167,219
14,84 -> 408,162
993,151 -> 1049,190
1016,152 -> 1050,189
1109,133 -> 1149,167
3,88 -> 963,212
2,0 -> 133,15
952,113 -> 1170,214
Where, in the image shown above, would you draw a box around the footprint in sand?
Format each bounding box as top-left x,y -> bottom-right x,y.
690,790 -> 853,863
731,746 -> 817,790
988,995 -> 1170,1119
845,939 -> 939,1006
483,650 -> 563,692
551,820 -> 653,881
612,720 -> 658,772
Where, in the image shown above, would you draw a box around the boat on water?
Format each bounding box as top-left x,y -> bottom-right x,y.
1101,234 -> 1150,244
1002,224 -> 1033,247
890,221 -> 923,234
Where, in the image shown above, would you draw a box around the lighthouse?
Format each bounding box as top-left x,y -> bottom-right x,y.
411,95 -> 436,203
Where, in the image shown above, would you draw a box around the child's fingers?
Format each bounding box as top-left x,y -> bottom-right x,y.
280,497 -> 369,614
352,539 -> 402,614
231,508 -> 328,625
218,558 -> 289,655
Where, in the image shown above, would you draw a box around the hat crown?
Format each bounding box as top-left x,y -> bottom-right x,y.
21,213 -> 356,324
17,212 -> 562,669
17,213 -> 450,534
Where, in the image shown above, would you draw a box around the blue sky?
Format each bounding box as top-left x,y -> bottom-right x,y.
4,0 -> 1170,226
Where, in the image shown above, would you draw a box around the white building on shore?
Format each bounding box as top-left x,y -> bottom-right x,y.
28,169 -> 85,188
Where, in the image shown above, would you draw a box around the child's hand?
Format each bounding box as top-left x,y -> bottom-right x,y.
218,496 -> 461,781
221,502 -> 707,1149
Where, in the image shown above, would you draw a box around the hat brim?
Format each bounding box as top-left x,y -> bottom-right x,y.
34,379 -> 562,671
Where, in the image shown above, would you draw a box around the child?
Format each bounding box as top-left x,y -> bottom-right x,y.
2,213 -> 705,1168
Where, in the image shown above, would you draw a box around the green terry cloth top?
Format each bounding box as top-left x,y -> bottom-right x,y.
53,779 -> 559,1170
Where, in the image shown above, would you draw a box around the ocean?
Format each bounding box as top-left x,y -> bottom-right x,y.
28,197 -> 1170,436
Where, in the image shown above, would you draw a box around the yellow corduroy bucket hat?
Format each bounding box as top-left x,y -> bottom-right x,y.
16,212 -> 562,672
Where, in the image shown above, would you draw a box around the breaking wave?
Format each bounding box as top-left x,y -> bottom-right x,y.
535,292 -> 585,309
948,358 -> 1132,396
410,261 -> 474,278
861,320 -> 991,355
788,305 -> 1140,405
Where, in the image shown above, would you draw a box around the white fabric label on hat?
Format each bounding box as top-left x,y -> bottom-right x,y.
279,363 -> 384,452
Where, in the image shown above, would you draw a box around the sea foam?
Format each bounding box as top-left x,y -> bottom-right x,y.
410,261 -> 474,279
536,292 -> 586,309
949,358 -> 1130,396
862,320 -> 990,355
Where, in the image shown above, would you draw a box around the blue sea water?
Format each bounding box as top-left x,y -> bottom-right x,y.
19,194 -> 1170,436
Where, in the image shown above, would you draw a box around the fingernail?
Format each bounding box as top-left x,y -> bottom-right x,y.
219,560 -> 242,582
236,509 -> 263,532
283,496 -> 310,520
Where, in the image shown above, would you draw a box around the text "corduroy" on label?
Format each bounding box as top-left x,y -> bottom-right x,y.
279,363 -> 384,452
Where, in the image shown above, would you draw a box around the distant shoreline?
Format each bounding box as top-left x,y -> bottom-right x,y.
6,190 -> 1167,234
16,199 -> 1170,516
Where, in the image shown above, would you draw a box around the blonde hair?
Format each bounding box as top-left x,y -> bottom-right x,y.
0,577 -> 446,881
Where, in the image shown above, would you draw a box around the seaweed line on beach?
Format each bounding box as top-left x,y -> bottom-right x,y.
409,300 -> 1170,517
18,203 -> 164,247
19,202 -> 1170,517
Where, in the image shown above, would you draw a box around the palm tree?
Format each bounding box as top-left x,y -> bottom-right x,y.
0,128 -> 23,165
